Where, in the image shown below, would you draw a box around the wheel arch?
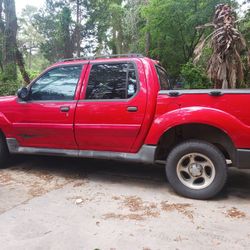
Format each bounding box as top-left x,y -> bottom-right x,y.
0,128 -> 9,150
155,123 -> 237,165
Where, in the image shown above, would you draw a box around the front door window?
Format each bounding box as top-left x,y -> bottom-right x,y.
30,65 -> 82,101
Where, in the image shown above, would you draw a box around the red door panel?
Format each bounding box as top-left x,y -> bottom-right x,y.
75,100 -> 145,152
10,64 -> 87,149
12,101 -> 77,149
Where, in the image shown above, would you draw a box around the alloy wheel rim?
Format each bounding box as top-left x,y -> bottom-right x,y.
176,153 -> 216,190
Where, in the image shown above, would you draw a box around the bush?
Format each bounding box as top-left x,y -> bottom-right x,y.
180,62 -> 212,89
0,71 -> 23,96
0,81 -> 20,96
27,69 -> 40,81
0,67 -> 43,96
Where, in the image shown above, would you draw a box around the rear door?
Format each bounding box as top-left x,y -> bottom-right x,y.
74,60 -> 147,152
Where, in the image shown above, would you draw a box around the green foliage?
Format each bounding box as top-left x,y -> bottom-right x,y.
1,63 -> 17,82
240,6 -> 250,43
33,0 -> 90,61
1,0 -> 250,94
181,62 -> 212,89
122,0 -> 146,53
33,1 -> 74,62
141,0 -> 236,78
26,69 -> 40,81
239,7 -> 250,86
0,77 -> 20,96
57,7 -> 73,58
85,0 -> 111,43
0,67 -> 41,96
18,5 -> 44,69
85,0 -> 125,54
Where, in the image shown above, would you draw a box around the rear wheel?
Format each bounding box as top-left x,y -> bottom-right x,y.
166,140 -> 227,200
0,134 -> 9,169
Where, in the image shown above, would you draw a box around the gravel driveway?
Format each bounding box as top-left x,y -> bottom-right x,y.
0,156 -> 250,250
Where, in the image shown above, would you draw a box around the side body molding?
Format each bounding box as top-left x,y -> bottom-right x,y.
6,138 -> 156,164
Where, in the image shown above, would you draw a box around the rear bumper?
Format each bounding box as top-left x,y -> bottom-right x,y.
237,149 -> 250,169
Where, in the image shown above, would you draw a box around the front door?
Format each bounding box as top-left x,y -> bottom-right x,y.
75,60 -> 147,152
12,64 -> 84,149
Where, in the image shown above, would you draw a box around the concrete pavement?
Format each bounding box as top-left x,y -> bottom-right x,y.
0,156 -> 250,250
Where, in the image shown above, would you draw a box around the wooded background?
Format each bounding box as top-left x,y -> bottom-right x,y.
0,0 -> 250,95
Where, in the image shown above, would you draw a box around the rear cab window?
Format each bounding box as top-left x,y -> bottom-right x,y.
156,65 -> 171,90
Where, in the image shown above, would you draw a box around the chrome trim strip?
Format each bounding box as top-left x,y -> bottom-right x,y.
6,138 -> 78,157
18,100 -> 77,104
78,145 -> 155,164
159,89 -> 250,96
6,138 -> 156,164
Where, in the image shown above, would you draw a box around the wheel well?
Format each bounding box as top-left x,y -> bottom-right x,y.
0,129 -> 8,145
155,123 -> 236,165
0,129 -> 5,138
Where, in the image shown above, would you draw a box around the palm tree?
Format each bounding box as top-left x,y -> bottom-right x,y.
194,4 -> 248,88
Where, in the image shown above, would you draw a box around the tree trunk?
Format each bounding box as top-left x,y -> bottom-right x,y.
145,30 -> 151,57
3,0 -> 17,80
117,30 -> 123,54
144,0 -> 150,57
0,0 -> 4,32
16,48 -> 30,85
29,47 -> 32,69
112,28 -> 118,54
0,0 -> 3,72
76,0 -> 81,57
59,7 -> 73,59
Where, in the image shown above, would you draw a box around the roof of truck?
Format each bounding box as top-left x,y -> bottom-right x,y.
52,54 -> 159,67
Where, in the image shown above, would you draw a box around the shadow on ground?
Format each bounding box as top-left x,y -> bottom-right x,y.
6,155 -> 250,200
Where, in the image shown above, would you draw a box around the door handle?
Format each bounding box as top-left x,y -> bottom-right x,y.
127,106 -> 138,112
168,91 -> 180,97
60,106 -> 70,112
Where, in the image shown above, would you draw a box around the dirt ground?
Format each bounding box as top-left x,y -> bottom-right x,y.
0,155 -> 250,250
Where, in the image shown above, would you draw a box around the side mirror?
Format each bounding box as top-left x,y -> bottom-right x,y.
17,87 -> 29,101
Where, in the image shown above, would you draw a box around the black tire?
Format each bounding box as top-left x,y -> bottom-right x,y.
0,133 -> 9,169
166,140 -> 227,200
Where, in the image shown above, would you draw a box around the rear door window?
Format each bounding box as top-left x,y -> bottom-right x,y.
85,62 -> 138,100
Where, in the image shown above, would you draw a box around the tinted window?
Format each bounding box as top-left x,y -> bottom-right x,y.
30,65 -> 82,101
86,63 -> 137,100
156,66 -> 170,90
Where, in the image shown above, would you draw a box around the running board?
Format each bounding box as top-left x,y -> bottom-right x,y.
155,160 -> 232,165
6,138 -> 156,164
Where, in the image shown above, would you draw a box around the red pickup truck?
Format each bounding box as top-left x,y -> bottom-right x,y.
0,54 -> 249,199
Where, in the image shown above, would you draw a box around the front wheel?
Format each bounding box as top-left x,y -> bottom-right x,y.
166,140 -> 227,200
